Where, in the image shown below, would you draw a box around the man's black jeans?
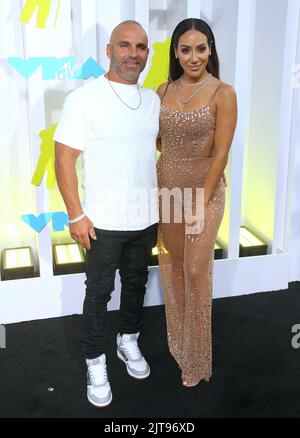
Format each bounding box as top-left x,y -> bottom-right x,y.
82,223 -> 158,360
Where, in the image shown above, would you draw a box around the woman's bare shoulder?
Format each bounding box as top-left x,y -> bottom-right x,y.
215,79 -> 236,97
156,81 -> 172,100
213,80 -> 237,117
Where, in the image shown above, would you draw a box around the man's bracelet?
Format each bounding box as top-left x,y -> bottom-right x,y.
68,213 -> 86,224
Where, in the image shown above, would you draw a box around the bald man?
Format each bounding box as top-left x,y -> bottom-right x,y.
55,21 -> 160,407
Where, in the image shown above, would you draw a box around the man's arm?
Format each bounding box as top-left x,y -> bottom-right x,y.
55,142 -> 97,249
55,142 -> 83,217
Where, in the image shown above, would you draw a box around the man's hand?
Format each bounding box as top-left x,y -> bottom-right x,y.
69,216 -> 97,250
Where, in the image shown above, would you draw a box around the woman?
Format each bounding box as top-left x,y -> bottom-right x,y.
156,18 -> 237,387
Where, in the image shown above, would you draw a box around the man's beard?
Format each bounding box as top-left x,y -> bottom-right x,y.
110,57 -> 145,82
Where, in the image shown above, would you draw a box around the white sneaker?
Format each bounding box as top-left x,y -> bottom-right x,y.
86,354 -> 112,407
116,332 -> 150,379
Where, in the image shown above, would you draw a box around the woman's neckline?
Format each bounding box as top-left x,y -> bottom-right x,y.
160,103 -> 213,116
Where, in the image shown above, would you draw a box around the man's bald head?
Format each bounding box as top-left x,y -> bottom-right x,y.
106,20 -> 149,83
110,21 -> 148,45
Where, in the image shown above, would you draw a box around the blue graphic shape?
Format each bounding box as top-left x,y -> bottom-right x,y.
8,57 -> 41,79
51,212 -> 69,231
42,57 -> 75,79
72,57 -> 106,79
9,57 -> 105,80
21,213 -> 53,232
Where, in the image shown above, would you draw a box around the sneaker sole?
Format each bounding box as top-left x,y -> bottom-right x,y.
87,392 -> 112,408
117,350 -> 150,379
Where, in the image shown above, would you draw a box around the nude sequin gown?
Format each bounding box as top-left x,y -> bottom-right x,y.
157,85 -> 225,384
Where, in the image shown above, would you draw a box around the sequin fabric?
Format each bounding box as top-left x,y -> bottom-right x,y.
157,88 -> 226,385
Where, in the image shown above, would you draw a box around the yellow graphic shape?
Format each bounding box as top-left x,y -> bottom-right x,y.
20,0 -> 61,29
143,38 -> 171,91
31,124 -> 57,189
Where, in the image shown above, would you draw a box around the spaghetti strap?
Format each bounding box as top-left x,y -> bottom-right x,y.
161,82 -> 171,104
208,84 -> 223,104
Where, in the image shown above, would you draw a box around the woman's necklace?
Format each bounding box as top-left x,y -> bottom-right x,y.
105,74 -> 142,110
175,73 -> 212,105
180,74 -> 211,87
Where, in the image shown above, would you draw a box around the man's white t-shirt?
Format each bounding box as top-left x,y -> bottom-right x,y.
54,74 -> 160,231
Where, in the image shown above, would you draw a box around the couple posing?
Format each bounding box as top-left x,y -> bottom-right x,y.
55,19 -> 237,408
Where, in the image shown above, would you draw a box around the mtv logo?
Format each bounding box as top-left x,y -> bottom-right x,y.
8,57 -> 105,80
21,212 -> 69,232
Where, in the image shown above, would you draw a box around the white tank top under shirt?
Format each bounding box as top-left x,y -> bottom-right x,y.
54,74 -> 160,231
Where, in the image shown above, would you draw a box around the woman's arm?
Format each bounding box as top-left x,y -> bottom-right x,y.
156,82 -> 169,153
156,134 -> 162,153
203,85 -> 237,204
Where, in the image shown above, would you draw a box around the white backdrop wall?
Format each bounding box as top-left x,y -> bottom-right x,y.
0,0 -> 299,324
288,7 -> 300,281
243,0 -> 288,247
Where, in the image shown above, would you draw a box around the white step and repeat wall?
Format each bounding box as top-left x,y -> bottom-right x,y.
0,0 -> 299,323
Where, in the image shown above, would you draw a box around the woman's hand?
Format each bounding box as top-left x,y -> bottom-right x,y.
185,202 -> 205,237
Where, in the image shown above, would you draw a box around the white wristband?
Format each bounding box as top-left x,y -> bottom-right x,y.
68,213 -> 86,224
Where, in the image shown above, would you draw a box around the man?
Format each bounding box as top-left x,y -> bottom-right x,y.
54,21 -> 160,408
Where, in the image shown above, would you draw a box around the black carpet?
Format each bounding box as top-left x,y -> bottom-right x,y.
1,282 -> 300,418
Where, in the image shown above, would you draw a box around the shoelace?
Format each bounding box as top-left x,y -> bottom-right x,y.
89,362 -> 108,386
122,340 -> 142,361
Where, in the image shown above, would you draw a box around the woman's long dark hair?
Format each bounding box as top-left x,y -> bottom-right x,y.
169,18 -> 220,81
